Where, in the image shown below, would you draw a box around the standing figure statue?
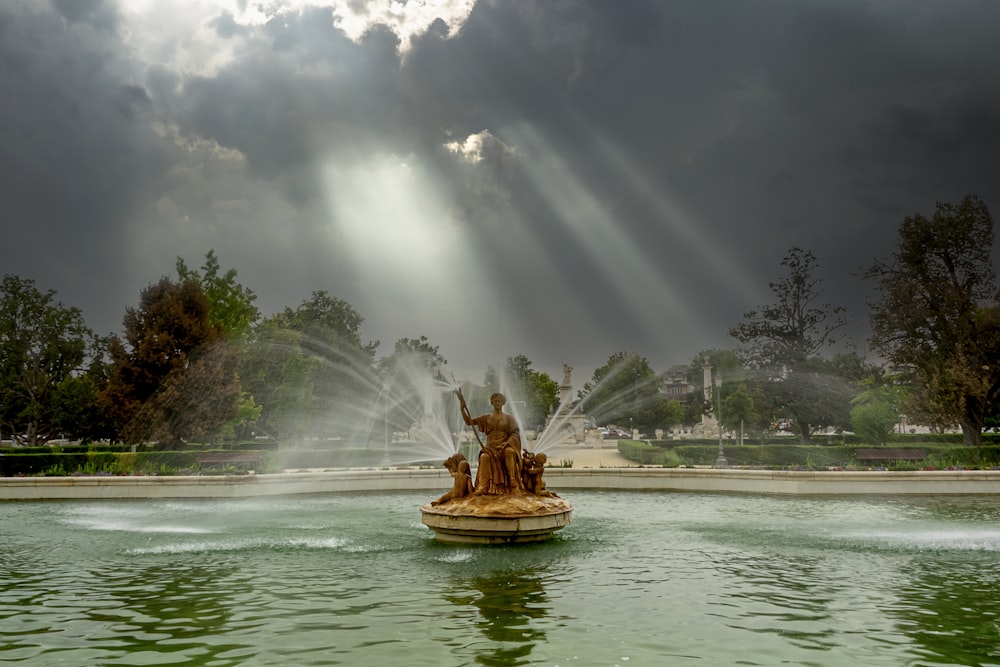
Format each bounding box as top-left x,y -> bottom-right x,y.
456,390 -> 524,495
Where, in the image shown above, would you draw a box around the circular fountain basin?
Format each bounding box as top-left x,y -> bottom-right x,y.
5,491 -> 1000,665
421,504 -> 571,544
421,492 -> 573,544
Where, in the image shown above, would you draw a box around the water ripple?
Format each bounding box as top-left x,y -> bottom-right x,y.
3,491 -> 999,665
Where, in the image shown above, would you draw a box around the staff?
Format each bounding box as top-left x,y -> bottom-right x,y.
455,388 -> 484,449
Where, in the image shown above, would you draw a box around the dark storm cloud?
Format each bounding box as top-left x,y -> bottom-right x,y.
428,0 -> 1000,361
2,0 -> 999,381
0,1 -> 170,332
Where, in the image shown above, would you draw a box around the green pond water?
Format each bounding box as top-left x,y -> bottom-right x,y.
2,491 -> 999,666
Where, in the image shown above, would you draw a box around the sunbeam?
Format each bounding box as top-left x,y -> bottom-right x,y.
503,122 -> 714,344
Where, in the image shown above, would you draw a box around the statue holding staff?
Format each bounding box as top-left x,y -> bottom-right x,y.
456,390 -> 524,495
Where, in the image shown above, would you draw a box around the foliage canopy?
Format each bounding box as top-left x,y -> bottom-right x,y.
0,275 -> 92,445
867,195 -> 1000,447
730,247 -> 858,442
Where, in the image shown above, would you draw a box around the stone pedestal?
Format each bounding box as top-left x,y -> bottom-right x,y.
421,493 -> 573,544
421,506 -> 572,544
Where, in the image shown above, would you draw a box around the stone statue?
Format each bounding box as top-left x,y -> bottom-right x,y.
421,389 -> 573,544
457,390 -> 524,495
562,363 -> 572,386
522,451 -> 557,498
431,453 -> 474,506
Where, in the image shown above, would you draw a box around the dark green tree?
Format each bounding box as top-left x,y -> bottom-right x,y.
866,195 -> 1000,448
239,317 -> 317,439
687,349 -> 744,427
240,291 -> 377,439
579,351 -> 673,433
851,380 -> 907,446
721,382 -> 756,444
646,395 -> 685,436
502,355 -> 558,430
49,335 -> 116,443
0,275 -> 92,445
378,336 -> 448,378
376,335 -> 451,437
730,247 -> 856,442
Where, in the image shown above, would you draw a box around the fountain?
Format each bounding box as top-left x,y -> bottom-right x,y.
238,337 -> 575,543
7,336 -> 1000,662
420,390 -> 573,544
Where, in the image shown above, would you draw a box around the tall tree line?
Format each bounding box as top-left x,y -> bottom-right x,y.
2,195 -> 999,447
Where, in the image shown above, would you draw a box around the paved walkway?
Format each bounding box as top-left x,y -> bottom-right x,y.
543,443 -> 633,468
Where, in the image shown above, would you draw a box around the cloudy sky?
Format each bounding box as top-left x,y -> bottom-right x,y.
3,0 -> 999,385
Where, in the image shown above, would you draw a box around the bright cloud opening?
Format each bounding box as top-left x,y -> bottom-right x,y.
118,0 -> 475,77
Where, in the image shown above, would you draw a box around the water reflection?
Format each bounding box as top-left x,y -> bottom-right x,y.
890,559 -> 1000,664
682,513 -> 920,659
445,564 -> 552,666
0,559 -> 250,666
92,562 -> 248,662
5,493 -> 1000,665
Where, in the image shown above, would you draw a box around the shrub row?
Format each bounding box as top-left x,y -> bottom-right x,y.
618,441 -> 677,466
0,441 -> 454,476
619,441 -> 1000,469
0,440 -> 284,456
7,441 -> 999,475
658,432 -> 1000,447
0,450 -> 273,476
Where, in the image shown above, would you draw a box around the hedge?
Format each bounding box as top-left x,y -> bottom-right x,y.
617,441 -> 681,466
0,450 -> 275,476
5,440 -> 999,476
620,441 -> 1000,469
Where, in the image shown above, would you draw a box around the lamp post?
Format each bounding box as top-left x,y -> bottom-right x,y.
633,367 -> 639,438
381,387 -> 391,466
714,368 -> 727,468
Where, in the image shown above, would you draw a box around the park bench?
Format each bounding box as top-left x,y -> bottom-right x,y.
854,448 -> 926,464
195,452 -> 260,472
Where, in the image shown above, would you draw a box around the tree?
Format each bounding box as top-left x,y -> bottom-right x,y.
100,277 -> 240,446
459,366 -> 501,420
177,250 -> 262,440
851,382 -> 907,446
579,351 -> 673,433
656,398 -> 685,434
502,354 -> 558,430
689,349 -> 744,421
378,336 -> 448,379
866,195 -> 1000,448
176,249 -> 259,339
376,335 -> 451,437
240,291 -> 378,439
239,317 -> 317,439
52,371 -> 107,443
730,247 -> 855,442
68,335 -> 117,442
0,275 -> 92,445
722,382 -> 756,444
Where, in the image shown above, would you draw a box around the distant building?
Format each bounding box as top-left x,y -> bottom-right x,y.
660,365 -> 696,401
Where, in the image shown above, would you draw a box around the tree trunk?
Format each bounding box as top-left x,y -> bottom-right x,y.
960,416 -> 983,448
